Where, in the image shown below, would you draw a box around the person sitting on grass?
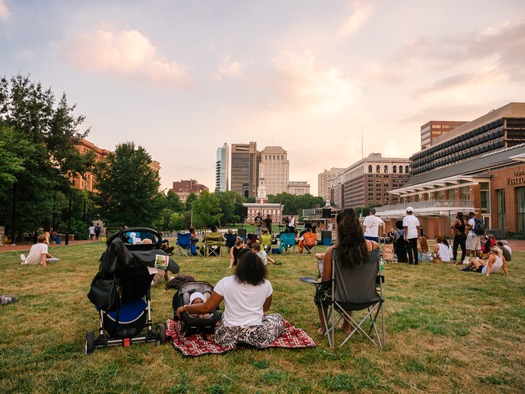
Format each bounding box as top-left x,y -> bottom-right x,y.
252,242 -> 280,265
229,237 -> 247,268
176,250 -> 286,348
432,235 -> 451,264
1,294 -> 18,305
20,234 -> 59,267
461,246 -> 509,276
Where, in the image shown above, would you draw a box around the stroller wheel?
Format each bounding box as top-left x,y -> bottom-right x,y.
85,330 -> 95,354
156,323 -> 166,345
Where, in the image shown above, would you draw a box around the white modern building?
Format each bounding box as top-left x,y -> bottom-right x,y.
215,143 -> 229,192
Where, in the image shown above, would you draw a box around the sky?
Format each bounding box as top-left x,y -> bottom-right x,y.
1,0 -> 525,194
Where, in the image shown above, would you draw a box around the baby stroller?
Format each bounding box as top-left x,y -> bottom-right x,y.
172,281 -> 222,337
85,227 -> 179,354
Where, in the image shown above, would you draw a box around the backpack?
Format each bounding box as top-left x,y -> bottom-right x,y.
473,217 -> 485,236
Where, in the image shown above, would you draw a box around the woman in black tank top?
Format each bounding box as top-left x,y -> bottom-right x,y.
451,212 -> 467,263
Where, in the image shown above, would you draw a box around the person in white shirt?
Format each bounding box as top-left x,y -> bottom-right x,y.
432,235 -> 451,264
362,208 -> 384,242
465,211 -> 482,260
462,246 -> 508,276
20,234 -> 60,267
175,250 -> 286,348
403,206 -> 421,265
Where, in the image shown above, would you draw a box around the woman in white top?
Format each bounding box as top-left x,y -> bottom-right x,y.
432,235 -> 451,264
462,246 -> 509,276
175,250 -> 286,348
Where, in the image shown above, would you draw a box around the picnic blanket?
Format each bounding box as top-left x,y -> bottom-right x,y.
166,319 -> 316,356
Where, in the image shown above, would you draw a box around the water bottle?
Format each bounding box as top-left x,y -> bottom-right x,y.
379,257 -> 385,272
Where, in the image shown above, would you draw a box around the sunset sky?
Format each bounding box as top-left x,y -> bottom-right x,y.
1,0 -> 524,193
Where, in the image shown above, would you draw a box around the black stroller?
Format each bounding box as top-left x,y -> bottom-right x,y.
85,227 -> 179,354
172,281 -> 222,337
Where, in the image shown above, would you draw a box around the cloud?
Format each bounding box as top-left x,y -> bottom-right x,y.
338,1 -> 373,37
0,0 -> 8,20
210,56 -> 244,80
59,29 -> 191,86
269,51 -> 360,113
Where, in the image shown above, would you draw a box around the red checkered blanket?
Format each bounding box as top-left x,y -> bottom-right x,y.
166,319 -> 316,356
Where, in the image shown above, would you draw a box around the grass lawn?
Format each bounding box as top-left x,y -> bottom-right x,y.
1,242 -> 524,393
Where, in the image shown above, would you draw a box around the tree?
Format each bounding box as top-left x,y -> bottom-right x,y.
0,74 -> 92,240
169,212 -> 186,231
268,193 -> 324,216
94,142 -> 164,227
0,125 -> 25,200
191,190 -> 222,228
216,190 -> 243,225
166,189 -> 185,212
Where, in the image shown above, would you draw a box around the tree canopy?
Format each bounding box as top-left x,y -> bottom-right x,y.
94,142 -> 164,228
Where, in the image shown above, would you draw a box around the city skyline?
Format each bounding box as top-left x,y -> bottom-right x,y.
1,1 -> 524,193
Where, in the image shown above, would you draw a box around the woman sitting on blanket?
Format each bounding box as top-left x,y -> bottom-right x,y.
316,208 -> 380,336
176,250 -> 286,348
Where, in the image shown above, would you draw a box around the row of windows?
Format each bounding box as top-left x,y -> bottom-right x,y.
367,165 -> 409,174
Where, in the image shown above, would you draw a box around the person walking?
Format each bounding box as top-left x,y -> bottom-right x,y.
403,206 -> 421,265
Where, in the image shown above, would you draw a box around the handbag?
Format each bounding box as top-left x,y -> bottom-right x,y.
87,272 -> 122,311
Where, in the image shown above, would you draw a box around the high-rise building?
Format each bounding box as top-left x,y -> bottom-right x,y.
331,153 -> 410,209
318,168 -> 345,200
259,146 -> 289,196
420,120 -> 467,149
231,142 -> 260,198
215,143 -> 229,192
288,181 -> 310,195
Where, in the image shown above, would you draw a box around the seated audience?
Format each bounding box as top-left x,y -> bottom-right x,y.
497,240 -> 512,262
201,225 -> 223,256
20,234 -> 59,267
252,242 -> 280,265
176,250 -> 286,348
462,246 -> 509,276
432,235 -> 451,264
299,228 -> 318,253
481,234 -> 497,257
229,237 -> 247,268
418,236 -> 430,262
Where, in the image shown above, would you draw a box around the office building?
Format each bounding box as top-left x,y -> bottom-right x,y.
318,168 -> 345,200
420,120 -> 466,150
215,143 -> 229,192
231,142 -> 260,198
172,179 -> 208,203
288,181 -> 311,195
259,146 -> 289,196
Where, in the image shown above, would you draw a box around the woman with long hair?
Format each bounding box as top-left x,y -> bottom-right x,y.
176,250 -> 286,348
316,208 -> 380,335
450,212 -> 467,264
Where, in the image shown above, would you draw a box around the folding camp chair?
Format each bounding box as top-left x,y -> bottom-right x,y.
302,231 -> 318,254
302,248 -> 385,348
176,232 -> 193,257
279,232 -> 296,254
203,232 -> 224,257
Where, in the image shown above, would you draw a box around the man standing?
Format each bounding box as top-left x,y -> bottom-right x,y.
89,224 -> 95,240
254,212 -> 263,237
403,206 -> 420,265
362,208 -> 384,243
263,214 -> 273,235
465,211 -> 482,261
94,223 -> 102,240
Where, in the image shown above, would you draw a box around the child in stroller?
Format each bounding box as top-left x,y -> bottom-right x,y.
172,281 -> 222,337
85,227 -> 179,354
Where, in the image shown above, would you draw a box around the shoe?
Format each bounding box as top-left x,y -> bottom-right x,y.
461,266 -> 470,271
274,262 -> 282,265
20,254 -> 26,263
168,276 -> 175,281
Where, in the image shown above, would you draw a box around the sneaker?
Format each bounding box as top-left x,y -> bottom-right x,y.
20,254 -> 26,263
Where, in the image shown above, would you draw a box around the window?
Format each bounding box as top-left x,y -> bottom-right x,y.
405,165 -> 409,174
496,189 -> 505,230
368,165 -> 372,173
399,166 -> 403,174
393,165 -> 397,173
480,182 -> 490,214
384,165 -> 388,173
517,187 -> 525,234
376,165 -> 380,173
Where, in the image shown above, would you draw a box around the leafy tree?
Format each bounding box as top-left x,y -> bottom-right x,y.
191,190 -> 222,228
94,142 -> 164,227
169,212 -> 186,231
185,192 -> 198,211
166,189 -> 185,212
0,125 -> 25,200
0,74 -> 92,240
216,190 -> 243,225
268,193 -> 324,216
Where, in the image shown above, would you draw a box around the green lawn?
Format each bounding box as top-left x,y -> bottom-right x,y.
1,243 -> 524,393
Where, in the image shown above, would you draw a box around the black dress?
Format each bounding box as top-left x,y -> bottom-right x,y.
394,229 -> 408,262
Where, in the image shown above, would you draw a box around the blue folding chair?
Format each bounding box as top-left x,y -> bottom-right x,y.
279,232 -> 296,254
176,232 -> 194,257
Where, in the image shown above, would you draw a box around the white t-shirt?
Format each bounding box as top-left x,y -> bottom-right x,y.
482,255 -> 503,275
467,218 -> 476,236
256,250 -> 268,265
213,275 -> 273,327
363,215 -> 384,238
403,214 -> 420,240
435,243 -> 451,262
24,243 -> 48,265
